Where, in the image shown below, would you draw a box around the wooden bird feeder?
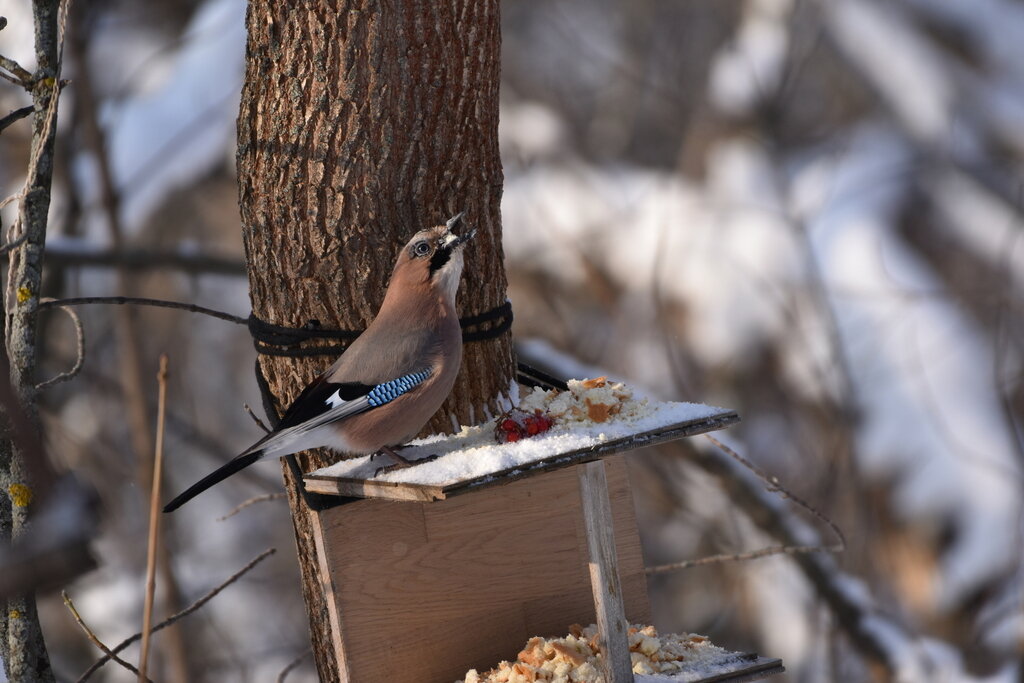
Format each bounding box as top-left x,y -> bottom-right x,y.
302,371 -> 784,683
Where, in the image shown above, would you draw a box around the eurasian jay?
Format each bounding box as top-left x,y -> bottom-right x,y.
163,214 -> 474,512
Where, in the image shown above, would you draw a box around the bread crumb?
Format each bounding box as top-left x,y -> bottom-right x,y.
454,623 -> 730,683
517,378 -> 649,428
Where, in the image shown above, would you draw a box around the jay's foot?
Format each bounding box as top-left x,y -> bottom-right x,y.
372,446 -> 440,477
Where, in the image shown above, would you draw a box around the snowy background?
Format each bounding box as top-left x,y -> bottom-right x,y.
1,0 -> 1022,681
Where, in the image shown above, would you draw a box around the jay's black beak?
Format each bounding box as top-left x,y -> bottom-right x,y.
443,211 -> 476,249
445,211 -> 465,230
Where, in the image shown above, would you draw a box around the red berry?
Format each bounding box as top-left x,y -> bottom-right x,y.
505,431 -> 521,443
501,419 -> 518,432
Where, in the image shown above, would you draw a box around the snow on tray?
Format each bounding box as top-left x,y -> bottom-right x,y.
635,654 -> 775,682
456,623 -> 777,683
310,399 -> 729,488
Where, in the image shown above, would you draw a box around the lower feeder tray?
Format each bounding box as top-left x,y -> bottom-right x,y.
303,382 -> 782,683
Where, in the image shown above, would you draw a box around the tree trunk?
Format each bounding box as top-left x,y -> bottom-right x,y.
0,1 -> 61,680
236,1 -> 512,678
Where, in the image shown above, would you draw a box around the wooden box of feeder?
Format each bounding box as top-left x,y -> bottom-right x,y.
308,458 -> 646,682
303,385 -> 774,683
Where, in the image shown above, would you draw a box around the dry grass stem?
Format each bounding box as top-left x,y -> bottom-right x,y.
138,354 -> 169,682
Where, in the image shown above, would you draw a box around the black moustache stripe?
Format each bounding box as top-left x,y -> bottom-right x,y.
429,246 -> 452,275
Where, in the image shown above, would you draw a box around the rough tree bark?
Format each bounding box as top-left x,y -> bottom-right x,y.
236,1 -> 512,678
0,1 -> 61,681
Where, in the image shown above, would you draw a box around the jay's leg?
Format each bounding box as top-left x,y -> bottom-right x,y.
372,445 -> 439,477
369,445 -> 410,461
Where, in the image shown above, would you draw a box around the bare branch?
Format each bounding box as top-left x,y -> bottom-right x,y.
243,403 -> 271,433
276,648 -> 312,683
217,492 -> 286,521
647,545 -> 835,574
0,69 -> 25,88
61,591 -> 153,683
139,355 -> 169,683
687,441 -> 901,674
44,243 -> 246,276
77,547 -> 277,683
37,296 -> 248,325
0,234 -> 27,256
645,436 -> 845,576
35,298 -> 85,390
705,434 -> 847,553
0,106 -> 33,134
0,54 -> 31,84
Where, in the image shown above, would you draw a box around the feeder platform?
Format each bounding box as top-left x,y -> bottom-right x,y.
303,394 -> 781,683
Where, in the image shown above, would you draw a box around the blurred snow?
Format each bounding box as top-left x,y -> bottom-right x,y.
709,0 -> 793,115
503,143 -> 803,368
824,0 -> 955,145
907,0 -> 1024,83
923,169 -> 1024,297
499,99 -> 569,163
503,102 -> 1022,615
801,127 -> 1022,606
74,0 -> 246,236
0,2 -> 37,72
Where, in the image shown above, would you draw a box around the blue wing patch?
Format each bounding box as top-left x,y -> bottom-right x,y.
367,370 -> 432,407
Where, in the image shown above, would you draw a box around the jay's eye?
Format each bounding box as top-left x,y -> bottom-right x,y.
413,241 -> 431,256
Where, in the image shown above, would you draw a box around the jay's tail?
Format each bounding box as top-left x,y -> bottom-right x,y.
162,450 -> 265,513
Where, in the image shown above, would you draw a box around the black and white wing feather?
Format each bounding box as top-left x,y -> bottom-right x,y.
162,369 -> 431,512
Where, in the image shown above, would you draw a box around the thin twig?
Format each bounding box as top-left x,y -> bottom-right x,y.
217,492 -> 287,521
37,296 -> 248,325
0,105 -> 34,134
35,298 -> 85,390
0,54 -> 32,83
243,402 -> 271,433
0,68 -> 25,87
646,543 -> 840,574
77,547 -> 277,683
139,355 -> 169,683
276,648 -> 312,682
61,591 -> 153,683
0,233 -> 27,256
704,434 -> 847,552
689,440 -> 897,672
44,244 -> 246,275
645,435 -> 846,576
0,0 -> 65,218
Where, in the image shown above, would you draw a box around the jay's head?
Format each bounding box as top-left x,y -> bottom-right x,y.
394,212 -> 476,301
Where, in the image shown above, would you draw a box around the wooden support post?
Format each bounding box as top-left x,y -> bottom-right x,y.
578,460 -> 634,683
